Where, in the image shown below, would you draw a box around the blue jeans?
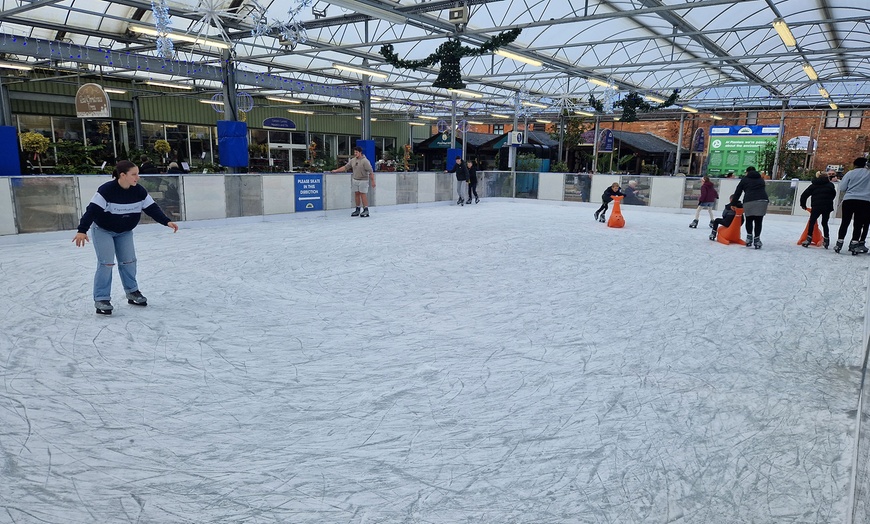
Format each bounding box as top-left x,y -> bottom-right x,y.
91,225 -> 138,301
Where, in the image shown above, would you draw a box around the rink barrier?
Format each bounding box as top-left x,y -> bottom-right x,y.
0,171 -> 838,235
847,270 -> 870,524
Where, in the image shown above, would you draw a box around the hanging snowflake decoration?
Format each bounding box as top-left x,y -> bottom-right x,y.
151,0 -> 175,59
249,0 -> 312,49
601,81 -> 617,114
184,0 -> 246,46
209,92 -> 255,119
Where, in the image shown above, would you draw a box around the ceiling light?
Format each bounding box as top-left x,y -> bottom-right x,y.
0,61 -> 33,71
266,96 -> 302,104
467,121 -> 485,125
130,25 -> 229,49
103,88 -> 127,94
287,109 -> 315,115
145,81 -> 193,90
829,102 -> 838,110
522,101 -> 548,109
199,99 -> 224,105
710,114 -> 723,120
490,113 -> 510,119
574,110 -> 594,117
818,87 -> 830,98
643,94 -> 666,103
588,78 -> 618,90
408,122 -> 427,126
418,115 -> 438,120
681,106 -> 699,113
802,63 -> 818,81
448,89 -> 484,98
535,119 -> 552,124
371,96 -> 383,101
839,111 -> 846,118
356,116 -> 377,121
772,18 -> 796,47
333,63 -> 389,79
494,49 -> 543,67
325,0 -> 408,24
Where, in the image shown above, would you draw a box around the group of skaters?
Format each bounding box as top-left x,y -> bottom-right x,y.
446,156 -> 480,206
593,158 -> 870,253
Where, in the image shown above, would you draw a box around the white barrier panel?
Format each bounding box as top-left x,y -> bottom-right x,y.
589,174 -> 620,205
182,175 -> 226,221
537,172 -> 564,201
77,176 -> 103,215
417,172 -> 439,203
324,173 -> 353,210
262,175 -> 295,215
0,178 -> 15,235
649,176 -> 686,209
376,173 -> 397,207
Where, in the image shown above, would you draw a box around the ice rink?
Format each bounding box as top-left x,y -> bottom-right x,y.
1,199 -> 868,523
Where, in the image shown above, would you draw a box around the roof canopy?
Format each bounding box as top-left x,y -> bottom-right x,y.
1,0 -> 867,121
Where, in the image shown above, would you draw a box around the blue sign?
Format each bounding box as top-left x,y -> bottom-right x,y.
692,128 -> 705,152
263,117 -> 297,129
294,174 -> 323,212
597,129 -> 614,152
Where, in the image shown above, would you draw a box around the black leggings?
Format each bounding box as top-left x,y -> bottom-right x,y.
838,199 -> 870,242
468,181 -> 478,200
806,208 -> 831,239
744,216 -> 763,237
595,202 -> 609,215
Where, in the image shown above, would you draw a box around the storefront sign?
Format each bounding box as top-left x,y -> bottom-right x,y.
75,83 -> 111,118
263,117 -> 296,129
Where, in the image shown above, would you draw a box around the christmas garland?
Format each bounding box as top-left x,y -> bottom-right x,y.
589,89 -> 680,122
380,29 -> 522,89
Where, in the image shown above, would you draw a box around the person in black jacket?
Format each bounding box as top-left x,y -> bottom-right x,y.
709,197 -> 743,241
466,160 -> 480,204
594,182 -> 624,223
73,160 -> 178,315
799,172 -> 837,248
445,157 -> 469,206
731,166 -> 768,249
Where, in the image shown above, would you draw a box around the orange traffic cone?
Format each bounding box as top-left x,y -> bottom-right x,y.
797,208 -> 824,247
717,208 -> 746,245
607,195 -> 625,228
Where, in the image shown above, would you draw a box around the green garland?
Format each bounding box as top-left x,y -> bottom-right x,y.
380,29 -> 522,89
589,89 -> 680,122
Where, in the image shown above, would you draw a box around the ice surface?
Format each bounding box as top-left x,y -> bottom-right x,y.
0,200 -> 867,523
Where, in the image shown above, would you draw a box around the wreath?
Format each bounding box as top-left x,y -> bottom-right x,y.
589,90 -> 680,122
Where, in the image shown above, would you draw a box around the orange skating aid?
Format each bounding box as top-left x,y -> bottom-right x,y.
717,207 -> 746,245
797,208 -> 824,247
607,195 -> 625,228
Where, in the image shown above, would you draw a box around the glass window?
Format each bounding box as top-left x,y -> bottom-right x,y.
825,110 -> 862,129
83,120 -> 116,165
53,117 -> 84,143
270,130 -> 291,144
493,124 -> 505,134
142,123 -> 164,158
190,125 -> 213,166
292,132 -> 306,145
746,111 -> 758,125
338,135 -> 350,157
165,124 -> 189,164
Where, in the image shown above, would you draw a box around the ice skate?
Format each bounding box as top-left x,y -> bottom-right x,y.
689,219 -> 698,228
745,234 -> 753,247
801,236 -> 812,248
753,237 -> 762,249
95,300 -> 113,315
709,221 -> 715,228
709,230 -> 717,241
857,241 -> 869,254
126,290 -> 147,306
823,237 -> 830,249
457,197 -> 464,206
351,207 -> 360,217
475,198 -> 480,204
835,239 -> 844,253
849,240 -> 868,255
360,208 -> 370,217
598,214 -> 606,223
593,211 -> 600,221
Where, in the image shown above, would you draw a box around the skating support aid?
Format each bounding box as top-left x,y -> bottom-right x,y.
716,208 -> 746,246
796,208 -> 824,247
607,195 -> 625,228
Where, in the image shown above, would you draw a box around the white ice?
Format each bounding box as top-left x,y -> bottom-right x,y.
1,200 -> 867,523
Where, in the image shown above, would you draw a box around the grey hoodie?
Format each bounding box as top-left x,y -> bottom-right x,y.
840,167 -> 870,202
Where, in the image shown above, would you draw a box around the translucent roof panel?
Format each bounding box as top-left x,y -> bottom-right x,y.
0,0 -> 868,118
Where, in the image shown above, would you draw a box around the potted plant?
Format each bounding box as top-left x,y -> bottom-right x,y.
19,131 -> 50,173
154,139 -> 171,161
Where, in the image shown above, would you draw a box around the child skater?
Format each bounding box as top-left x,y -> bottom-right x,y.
799,171 -> 837,248
709,196 -> 743,241
594,182 -> 624,223
690,176 -> 718,228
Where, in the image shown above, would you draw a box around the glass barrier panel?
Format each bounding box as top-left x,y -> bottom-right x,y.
481,171 -> 513,198
515,172 -> 539,199
11,176 -> 79,233
138,175 -> 182,223
619,175 -> 651,206
766,180 -> 797,215
564,173 -> 592,203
